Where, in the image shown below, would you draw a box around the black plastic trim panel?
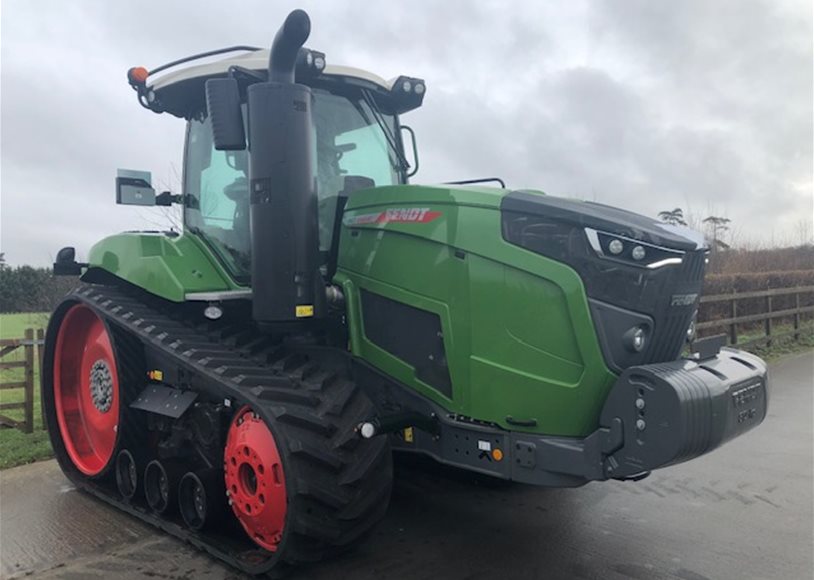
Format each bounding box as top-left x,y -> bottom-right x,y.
360,289 -> 452,397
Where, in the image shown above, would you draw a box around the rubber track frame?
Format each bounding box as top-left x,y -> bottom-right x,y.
42,284 -> 392,576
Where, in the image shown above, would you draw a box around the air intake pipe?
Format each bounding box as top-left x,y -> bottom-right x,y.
248,9 -> 323,328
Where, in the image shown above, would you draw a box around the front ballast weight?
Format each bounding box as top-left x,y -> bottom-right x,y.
507,348 -> 768,485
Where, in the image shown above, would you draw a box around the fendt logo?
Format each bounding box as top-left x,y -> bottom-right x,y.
344,207 -> 442,226
670,293 -> 698,307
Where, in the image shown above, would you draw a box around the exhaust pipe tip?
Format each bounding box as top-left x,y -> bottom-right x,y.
269,9 -> 311,83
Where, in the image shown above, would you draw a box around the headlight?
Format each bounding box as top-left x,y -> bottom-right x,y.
624,326 -> 647,353
585,228 -> 684,269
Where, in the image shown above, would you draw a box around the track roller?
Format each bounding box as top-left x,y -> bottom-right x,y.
115,449 -> 138,500
145,460 -> 183,514
179,469 -> 225,530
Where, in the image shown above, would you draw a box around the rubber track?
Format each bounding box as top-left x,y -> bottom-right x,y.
49,284 -> 393,576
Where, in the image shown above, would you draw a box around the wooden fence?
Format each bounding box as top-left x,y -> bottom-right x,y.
0,329 -> 45,433
697,285 -> 814,348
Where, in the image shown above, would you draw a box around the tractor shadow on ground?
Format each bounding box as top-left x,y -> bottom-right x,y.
294,452 -> 593,580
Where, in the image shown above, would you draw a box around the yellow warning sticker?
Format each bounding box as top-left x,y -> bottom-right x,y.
295,305 -> 314,318
403,427 -> 414,443
148,370 -> 164,381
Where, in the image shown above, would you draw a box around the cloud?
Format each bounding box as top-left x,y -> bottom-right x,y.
1,0 -> 811,266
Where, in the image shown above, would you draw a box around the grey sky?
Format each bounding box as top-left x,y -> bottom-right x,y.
1,0 -> 811,266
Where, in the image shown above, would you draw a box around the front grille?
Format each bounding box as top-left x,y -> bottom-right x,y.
646,251 -> 705,363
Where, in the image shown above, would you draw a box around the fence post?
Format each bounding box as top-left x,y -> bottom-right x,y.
24,328 -> 35,434
37,328 -> 46,430
729,298 -> 738,345
794,293 -> 801,342
765,295 -> 773,347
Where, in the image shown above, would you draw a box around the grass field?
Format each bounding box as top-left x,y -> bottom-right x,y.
0,312 -> 53,469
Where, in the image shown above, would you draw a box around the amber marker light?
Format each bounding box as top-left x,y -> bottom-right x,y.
492,448 -> 504,462
127,66 -> 149,86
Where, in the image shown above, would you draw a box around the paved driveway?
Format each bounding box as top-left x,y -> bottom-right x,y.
2,351 -> 811,580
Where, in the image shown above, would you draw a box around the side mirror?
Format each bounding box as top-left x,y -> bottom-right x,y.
401,125 -> 419,178
116,169 -> 156,205
206,78 -> 246,151
53,246 -> 85,276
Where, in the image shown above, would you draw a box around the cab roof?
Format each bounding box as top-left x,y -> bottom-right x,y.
140,48 -> 423,119
149,49 -> 394,93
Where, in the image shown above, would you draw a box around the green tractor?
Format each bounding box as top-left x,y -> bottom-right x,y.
43,9 -> 768,575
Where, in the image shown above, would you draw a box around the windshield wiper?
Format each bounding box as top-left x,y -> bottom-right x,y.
358,90 -> 410,177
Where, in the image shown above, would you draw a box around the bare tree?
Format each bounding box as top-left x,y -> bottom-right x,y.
795,218 -> 813,247
703,216 -> 731,249
658,208 -> 687,226
703,216 -> 732,272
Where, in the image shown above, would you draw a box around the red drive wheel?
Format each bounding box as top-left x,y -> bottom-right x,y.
225,406 -> 287,551
53,304 -> 120,476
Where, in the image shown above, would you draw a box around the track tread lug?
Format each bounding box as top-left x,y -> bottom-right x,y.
288,439 -> 344,471
273,406 -> 338,437
338,436 -> 388,486
295,481 -> 349,509
250,386 -> 318,406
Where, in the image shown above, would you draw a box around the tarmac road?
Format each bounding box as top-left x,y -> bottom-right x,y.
1,351 -> 812,580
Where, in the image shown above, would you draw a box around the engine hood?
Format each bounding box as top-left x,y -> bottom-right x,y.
502,190 -> 706,252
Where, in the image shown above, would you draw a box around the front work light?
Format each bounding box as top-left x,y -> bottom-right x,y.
624,326 -> 647,353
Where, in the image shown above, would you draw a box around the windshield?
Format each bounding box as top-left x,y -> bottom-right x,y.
183,89 -> 404,282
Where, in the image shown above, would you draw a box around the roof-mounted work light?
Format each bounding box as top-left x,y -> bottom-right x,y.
390,75 -> 426,112
296,48 -> 326,78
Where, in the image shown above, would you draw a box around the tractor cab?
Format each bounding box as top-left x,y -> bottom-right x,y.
122,45 -> 425,283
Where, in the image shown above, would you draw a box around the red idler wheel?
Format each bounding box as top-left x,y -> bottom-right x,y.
53,304 -> 120,476
224,406 -> 287,551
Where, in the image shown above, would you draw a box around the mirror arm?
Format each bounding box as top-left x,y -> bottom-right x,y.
155,191 -> 183,206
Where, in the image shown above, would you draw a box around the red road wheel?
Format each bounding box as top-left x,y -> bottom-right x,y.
53,304 -> 120,476
224,406 -> 287,552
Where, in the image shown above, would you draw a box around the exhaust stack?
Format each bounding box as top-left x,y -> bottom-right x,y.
248,9 -> 323,327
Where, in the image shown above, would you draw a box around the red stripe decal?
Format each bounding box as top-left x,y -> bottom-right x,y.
345,208 -> 442,226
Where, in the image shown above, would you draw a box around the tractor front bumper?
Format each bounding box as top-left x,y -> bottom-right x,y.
507,346 -> 769,486
387,347 -> 768,487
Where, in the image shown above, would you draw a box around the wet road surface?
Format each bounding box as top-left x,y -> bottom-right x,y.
2,351 -> 812,580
